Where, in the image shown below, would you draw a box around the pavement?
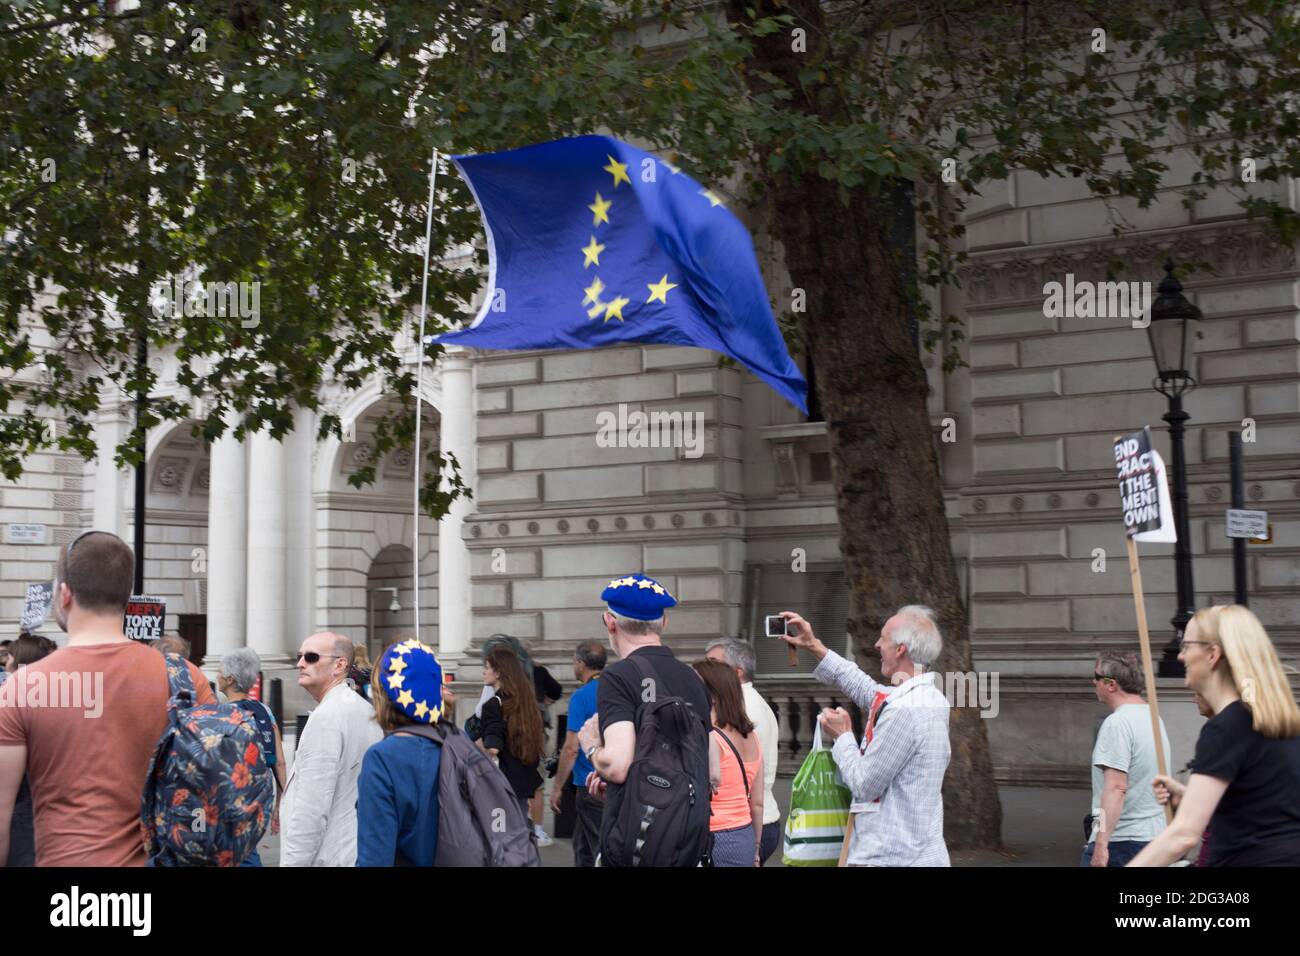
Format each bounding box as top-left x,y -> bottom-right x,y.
255,775 -> 1086,867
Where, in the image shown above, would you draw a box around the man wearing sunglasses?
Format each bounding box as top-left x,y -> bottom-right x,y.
279,631 -> 381,867
1082,650 -> 1172,868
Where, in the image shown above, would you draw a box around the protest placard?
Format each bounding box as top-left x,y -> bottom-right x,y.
124,596 -> 166,642
20,582 -> 54,632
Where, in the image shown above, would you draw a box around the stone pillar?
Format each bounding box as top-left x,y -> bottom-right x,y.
245,430 -> 289,665
284,407 -> 316,653
91,399 -> 131,540
437,352 -> 475,662
203,422 -> 247,671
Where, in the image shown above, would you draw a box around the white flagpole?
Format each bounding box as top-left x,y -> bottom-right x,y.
413,147 -> 439,643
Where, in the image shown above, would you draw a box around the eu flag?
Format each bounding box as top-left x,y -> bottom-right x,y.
433,135 -> 808,413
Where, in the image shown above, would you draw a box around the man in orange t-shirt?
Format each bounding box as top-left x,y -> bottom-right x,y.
0,531 -> 214,866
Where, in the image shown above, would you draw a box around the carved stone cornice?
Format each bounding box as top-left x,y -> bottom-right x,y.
959,222 -> 1298,309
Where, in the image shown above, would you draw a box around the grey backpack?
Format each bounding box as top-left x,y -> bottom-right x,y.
401,721 -> 541,867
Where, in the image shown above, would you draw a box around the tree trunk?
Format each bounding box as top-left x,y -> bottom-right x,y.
732,0 -> 1003,851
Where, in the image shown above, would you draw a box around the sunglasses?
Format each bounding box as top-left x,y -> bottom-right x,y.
1092,673 -> 1115,683
297,651 -> 341,664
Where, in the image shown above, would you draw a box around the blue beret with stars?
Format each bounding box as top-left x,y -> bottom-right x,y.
601,573 -> 677,621
379,639 -> 444,724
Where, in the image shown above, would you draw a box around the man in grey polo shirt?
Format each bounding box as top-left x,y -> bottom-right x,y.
1083,649 -> 1171,867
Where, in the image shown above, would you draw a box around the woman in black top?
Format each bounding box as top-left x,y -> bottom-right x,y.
479,645 -> 544,813
1131,605 -> 1300,866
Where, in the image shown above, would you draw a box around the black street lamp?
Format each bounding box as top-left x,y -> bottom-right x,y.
1146,259 -> 1201,678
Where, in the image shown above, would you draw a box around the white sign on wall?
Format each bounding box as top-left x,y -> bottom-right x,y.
1225,509 -> 1269,540
4,523 -> 49,545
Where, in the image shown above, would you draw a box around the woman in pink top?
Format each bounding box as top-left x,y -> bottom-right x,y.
694,660 -> 764,867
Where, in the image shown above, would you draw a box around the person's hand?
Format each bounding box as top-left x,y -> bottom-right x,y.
549,789 -> 564,816
1090,845 -> 1109,868
577,714 -> 601,753
1152,774 -> 1185,808
585,771 -> 607,800
779,611 -> 828,659
271,807 -> 280,836
819,706 -> 853,741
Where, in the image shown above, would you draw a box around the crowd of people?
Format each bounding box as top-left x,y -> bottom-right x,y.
0,528 -> 1297,868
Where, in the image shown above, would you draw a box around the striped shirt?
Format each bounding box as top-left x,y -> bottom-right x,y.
814,650 -> 951,866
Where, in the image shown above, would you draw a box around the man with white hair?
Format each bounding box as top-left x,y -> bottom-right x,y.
780,606 -> 952,866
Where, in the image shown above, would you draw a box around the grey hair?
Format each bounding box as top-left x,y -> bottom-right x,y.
575,640 -> 607,671
1096,650 -> 1144,695
705,638 -> 755,682
891,605 -> 942,667
334,635 -> 357,667
219,647 -> 263,693
611,612 -> 663,637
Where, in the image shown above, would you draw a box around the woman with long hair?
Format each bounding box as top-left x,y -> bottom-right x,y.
1130,605 -> 1300,866
480,645 -> 545,815
694,658 -> 765,867
5,633 -> 58,866
356,639 -> 453,866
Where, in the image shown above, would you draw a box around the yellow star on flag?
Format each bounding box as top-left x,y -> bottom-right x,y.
396,689 -> 415,707
651,583 -> 666,595
636,579 -> 655,589
583,276 -> 605,306
589,192 -> 612,226
388,656 -> 408,674
646,275 -> 677,304
603,155 -> 631,188
387,672 -> 406,689
700,188 -> 725,207
581,235 -> 605,268
429,703 -> 442,722
392,643 -> 412,656
413,700 -> 429,719
604,296 -> 630,323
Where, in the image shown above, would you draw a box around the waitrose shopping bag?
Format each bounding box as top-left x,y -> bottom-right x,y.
782,725 -> 852,866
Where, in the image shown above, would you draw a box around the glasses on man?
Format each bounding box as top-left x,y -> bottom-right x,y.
1092,673 -> 1114,683
297,651 -> 341,664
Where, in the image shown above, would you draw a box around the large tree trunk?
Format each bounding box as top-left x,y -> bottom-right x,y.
732,0 -> 1002,850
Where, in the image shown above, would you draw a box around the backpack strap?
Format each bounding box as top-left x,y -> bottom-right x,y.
390,721 -> 449,744
626,653 -> 657,725
712,726 -> 750,798
162,652 -> 195,715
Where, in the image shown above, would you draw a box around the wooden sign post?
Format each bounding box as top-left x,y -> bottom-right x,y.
1114,428 -> 1175,823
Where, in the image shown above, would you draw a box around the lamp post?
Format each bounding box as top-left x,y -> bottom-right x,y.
1146,259 -> 1201,678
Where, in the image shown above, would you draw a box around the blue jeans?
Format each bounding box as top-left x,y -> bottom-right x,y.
1080,840 -> 1147,867
241,848 -> 263,868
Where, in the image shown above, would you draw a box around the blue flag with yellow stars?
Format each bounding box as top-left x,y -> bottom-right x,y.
433,135 -> 808,413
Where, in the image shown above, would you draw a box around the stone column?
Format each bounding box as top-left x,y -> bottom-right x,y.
284,406 -> 316,653
91,399 -> 132,540
437,352 -> 475,662
203,422 -> 247,671
245,430 -> 289,665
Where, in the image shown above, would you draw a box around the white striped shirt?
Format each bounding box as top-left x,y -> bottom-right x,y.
814,650 -> 951,866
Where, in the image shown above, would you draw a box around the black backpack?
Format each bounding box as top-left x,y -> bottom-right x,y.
600,656 -> 711,867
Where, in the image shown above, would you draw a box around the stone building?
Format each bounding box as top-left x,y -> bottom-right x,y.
3,148 -> 1297,788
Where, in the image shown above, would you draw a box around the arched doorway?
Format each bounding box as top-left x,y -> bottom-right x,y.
365,543 -> 417,660
143,419 -> 210,660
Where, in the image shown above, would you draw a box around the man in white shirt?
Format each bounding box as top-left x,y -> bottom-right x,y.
705,638 -> 781,863
781,606 -> 951,867
280,632 -> 381,867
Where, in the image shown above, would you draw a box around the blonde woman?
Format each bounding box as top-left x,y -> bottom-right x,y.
1130,605 -> 1300,866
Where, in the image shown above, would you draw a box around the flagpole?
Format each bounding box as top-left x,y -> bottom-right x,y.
413,147 -> 439,644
